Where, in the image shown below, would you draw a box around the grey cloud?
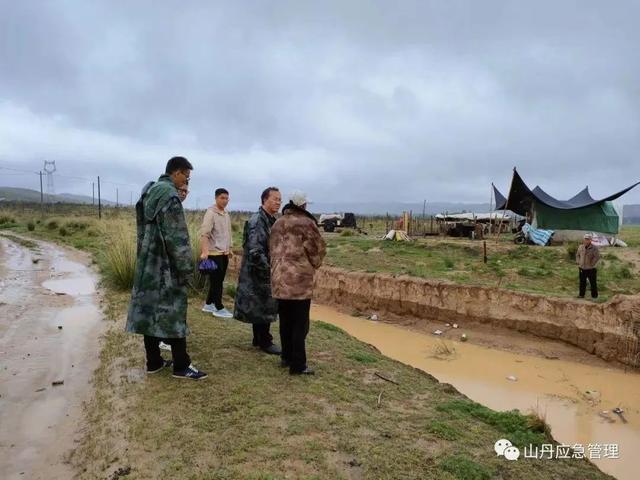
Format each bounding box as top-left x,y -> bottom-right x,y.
1,0 -> 639,208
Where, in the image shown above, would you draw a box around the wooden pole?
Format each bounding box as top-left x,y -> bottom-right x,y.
483,240 -> 487,264
98,176 -> 102,219
489,184 -> 494,234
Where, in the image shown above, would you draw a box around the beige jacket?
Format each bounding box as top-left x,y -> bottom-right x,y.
199,206 -> 232,255
576,243 -> 600,270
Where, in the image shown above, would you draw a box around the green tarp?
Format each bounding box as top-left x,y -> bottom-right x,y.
534,201 -> 619,234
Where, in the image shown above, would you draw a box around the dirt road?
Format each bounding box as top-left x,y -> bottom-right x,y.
0,234 -> 103,480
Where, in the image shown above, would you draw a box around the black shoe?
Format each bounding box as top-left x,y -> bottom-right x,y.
147,359 -> 173,374
261,344 -> 282,355
290,367 -> 315,375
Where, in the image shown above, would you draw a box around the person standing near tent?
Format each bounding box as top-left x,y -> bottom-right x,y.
199,188 -> 234,318
126,156 -> 207,380
576,233 -> 601,299
234,187 -> 282,354
270,191 -> 326,375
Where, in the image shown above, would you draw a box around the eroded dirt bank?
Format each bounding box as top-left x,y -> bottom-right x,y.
0,235 -> 103,480
310,267 -> 640,367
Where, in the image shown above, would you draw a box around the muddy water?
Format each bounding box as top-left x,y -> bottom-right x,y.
312,304 -> 640,480
0,236 -> 103,480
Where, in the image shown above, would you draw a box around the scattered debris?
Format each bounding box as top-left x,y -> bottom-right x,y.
433,329 -> 443,336
57,325 -> 63,330
52,380 -> 64,386
584,390 -> 601,406
370,314 -> 379,321
452,323 -> 459,329
374,372 -> 400,385
348,459 -> 362,468
613,408 -> 628,423
506,375 -> 518,382
460,333 -> 468,342
598,411 -> 615,423
445,323 -> 451,327
544,354 -> 560,360
35,388 -> 46,393
109,466 -> 132,480
377,391 -> 383,408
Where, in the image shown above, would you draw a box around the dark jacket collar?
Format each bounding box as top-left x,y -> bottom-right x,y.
259,206 -> 276,225
282,202 -> 316,222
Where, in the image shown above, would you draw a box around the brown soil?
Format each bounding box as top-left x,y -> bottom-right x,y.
0,234 -> 104,480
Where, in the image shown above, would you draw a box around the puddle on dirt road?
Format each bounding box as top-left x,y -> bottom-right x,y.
312,304 -> 640,480
0,236 -> 102,480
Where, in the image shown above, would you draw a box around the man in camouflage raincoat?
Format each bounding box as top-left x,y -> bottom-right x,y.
126,156 -> 207,380
233,187 -> 282,354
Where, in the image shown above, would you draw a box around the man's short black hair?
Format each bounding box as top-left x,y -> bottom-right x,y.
261,187 -> 279,205
165,156 -> 193,174
215,188 -> 229,198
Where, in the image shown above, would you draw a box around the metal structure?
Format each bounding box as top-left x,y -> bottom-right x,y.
43,160 -> 56,204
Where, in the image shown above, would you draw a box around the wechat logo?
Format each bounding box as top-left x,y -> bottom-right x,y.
495,439 -> 520,461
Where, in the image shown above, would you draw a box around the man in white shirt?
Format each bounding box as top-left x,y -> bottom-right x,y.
199,188 -> 234,318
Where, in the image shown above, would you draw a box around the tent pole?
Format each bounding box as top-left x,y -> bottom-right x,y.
496,169 -> 516,245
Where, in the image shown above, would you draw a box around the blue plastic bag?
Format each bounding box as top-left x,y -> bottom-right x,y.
198,258 -> 218,272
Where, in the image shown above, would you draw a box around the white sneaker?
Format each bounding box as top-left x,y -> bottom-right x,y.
159,341 -> 172,351
202,303 -> 217,313
213,307 -> 233,319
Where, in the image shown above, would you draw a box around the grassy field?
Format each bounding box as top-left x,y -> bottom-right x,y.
323,231 -> 640,300
0,203 -> 616,479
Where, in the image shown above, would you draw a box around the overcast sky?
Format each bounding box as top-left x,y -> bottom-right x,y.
1,0 -> 639,209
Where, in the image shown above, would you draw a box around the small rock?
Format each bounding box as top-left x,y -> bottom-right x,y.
445,323 -> 451,327
52,380 -> 64,386
452,323 -> 459,329
506,375 -> 518,382
57,325 -> 63,330
370,314 -> 378,321
433,330 -> 443,336
460,333 -> 468,342
35,388 -> 46,392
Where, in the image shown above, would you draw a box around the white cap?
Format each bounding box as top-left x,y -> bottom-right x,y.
289,190 -> 311,207
584,233 -> 593,239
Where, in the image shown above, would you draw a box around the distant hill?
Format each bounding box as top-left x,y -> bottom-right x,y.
623,204 -> 640,224
0,187 -> 115,205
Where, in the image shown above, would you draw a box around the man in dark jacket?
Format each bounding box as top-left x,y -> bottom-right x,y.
126,156 -> 207,380
233,187 -> 282,354
270,191 -> 326,375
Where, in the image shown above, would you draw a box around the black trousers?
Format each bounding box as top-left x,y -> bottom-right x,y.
579,268 -> 598,298
144,335 -> 191,372
252,323 -> 274,348
279,299 -> 311,373
206,255 -> 229,309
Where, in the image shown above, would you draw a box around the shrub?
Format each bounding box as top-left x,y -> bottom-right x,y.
340,229 -> 354,237
59,227 -> 68,236
46,219 -> 58,230
27,222 -> 35,231
566,242 -> 579,260
443,257 -> 455,269
225,283 -> 237,298
0,215 -> 16,225
102,226 -> 137,290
